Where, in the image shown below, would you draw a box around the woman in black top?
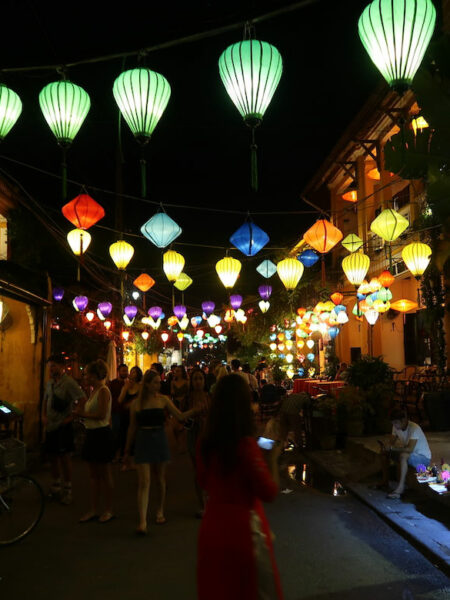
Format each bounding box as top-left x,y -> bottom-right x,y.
125,369 -> 196,534
117,366 -> 142,468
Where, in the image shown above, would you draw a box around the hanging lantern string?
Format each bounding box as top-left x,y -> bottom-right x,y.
250,126 -> 258,193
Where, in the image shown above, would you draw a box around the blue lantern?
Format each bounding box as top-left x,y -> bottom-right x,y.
256,259 -> 277,278
328,327 -> 340,339
333,304 -> 346,314
299,249 -> 319,267
230,220 -> 269,257
141,211 -> 182,248
160,312 -> 166,320
307,353 -> 315,362
298,368 -> 305,377
270,333 -> 277,341
357,293 -> 366,301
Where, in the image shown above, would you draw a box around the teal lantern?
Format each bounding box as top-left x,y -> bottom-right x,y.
141,211 -> 182,248
39,79 -> 91,201
219,39 -> 282,191
0,84 -> 22,141
257,259 -> 277,279
358,0 -> 436,93
230,219 -> 269,257
113,68 -> 171,198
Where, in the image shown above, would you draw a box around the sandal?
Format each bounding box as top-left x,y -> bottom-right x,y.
99,512 -> 116,523
79,512 -> 99,523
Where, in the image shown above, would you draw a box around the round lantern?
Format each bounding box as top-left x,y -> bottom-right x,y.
73,295 -> 88,312
330,292 -> 344,305
306,340 -> 314,349
67,228 -> 91,256
141,211 -> 182,248
370,208 -> 409,242
174,273 -> 193,291
163,250 -> 185,282
0,84 -> 22,141
124,305 -> 138,320
110,240 -> 134,270
98,302 -> 112,317
358,0 -> 436,93
342,233 -> 363,253
53,287 -> 64,301
133,273 -> 155,292
342,253 -> 370,286
148,306 -> 163,320
390,299 -> 418,312
256,259 -> 277,279
173,305 -> 187,319
62,194 -> 104,230
373,299 -> 390,313
378,270 -> 395,288
277,258 -> 304,290
216,257 -> 241,289
303,219 -> 343,254
298,249 -> 319,267
402,242 -> 432,278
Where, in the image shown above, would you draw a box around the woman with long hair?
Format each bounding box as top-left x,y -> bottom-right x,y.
197,374 -> 283,600
75,359 -> 115,523
117,365 -> 142,469
184,368 -> 210,517
125,369 -> 196,534
170,365 -> 189,451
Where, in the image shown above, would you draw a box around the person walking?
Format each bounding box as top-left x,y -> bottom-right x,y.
197,374 -> 283,600
171,365 -> 189,451
124,369 -> 196,534
42,354 -> 86,505
108,363 -> 128,461
117,366 -> 142,469
75,359 -> 115,523
184,368 -> 210,517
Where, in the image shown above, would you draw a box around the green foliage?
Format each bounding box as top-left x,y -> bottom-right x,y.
134,334 -> 162,356
345,355 -> 394,391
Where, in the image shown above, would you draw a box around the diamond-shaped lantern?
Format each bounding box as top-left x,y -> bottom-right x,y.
62,193 -> 104,230
257,259 -> 277,279
230,220 -> 269,257
141,211 -> 182,248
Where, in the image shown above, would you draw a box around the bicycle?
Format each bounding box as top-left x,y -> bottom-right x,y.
0,435 -> 45,545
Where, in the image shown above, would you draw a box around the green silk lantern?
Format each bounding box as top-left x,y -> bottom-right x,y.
0,84 -> 22,141
39,79 -> 90,201
342,233 -> 363,253
358,0 -> 436,93
219,39 -> 282,191
113,68 -> 171,198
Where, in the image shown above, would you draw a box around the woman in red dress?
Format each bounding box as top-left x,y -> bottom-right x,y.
197,374 -> 283,600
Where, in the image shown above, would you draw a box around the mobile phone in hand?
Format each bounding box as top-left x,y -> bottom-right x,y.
257,437 -> 276,450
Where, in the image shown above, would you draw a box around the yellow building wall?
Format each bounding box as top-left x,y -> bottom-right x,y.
0,297 -> 44,444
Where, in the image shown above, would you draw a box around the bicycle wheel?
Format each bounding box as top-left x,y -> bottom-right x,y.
0,475 -> 45,545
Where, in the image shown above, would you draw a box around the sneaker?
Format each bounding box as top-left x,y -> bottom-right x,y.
60,490 -> 73,505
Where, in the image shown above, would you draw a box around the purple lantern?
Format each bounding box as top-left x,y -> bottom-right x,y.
74,296 -> 88,312
53,287 -> 64,302
148,306 -> 163,320
202,301 -> 215,316
173,305 -> 186,319
230,294 -> 243,310
258,285 -> 272,300
98,301 -> 112,317
125,305 -> 138,320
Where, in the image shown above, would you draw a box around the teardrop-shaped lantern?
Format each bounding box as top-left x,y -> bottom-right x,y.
173,305 -> 187,320
277,258 -> 304,290
256,259 -> 277,278
401,242 -> 432,278
229,295 -> 242,311
67,228 -> 91,255
163,250 -> 185,282
342,233 -> 363,253
113,68 -> 171,144
364,308 -> 379,326
370,208 -> 409,241
202,301 -> 215,316
73,295 -> 88,312
303,219 -> 343,254
259,300 -> 270,313
216,257 -> 242,289
298,249 -> 319,267
378,270 -> 395,289
229,220 -> 269,257
109,240 -> 134,270
358,0 -> 436,93
174,273 -> 193,291
125,305 -> 138,320
148,306 -> 163,320
98,302 -> 112,317
342,253 -> 370,286
39,80 -> 90,146
53,287 -> 64,301
0,84 -> 22,141
141,211 -> 182,248
258,285 -> 272,300
133,273 -> 155,292
62,193 -> 104,230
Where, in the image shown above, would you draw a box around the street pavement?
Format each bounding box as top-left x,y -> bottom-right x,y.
2,439 -> 450,600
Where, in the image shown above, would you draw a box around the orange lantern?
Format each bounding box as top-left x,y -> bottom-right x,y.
224,309 -> 235,323
359,300 -> 370,312
177,332 -> 184,341
342,190 -> 358,203
390,299 -> 418,312
303,219 -> 343,254
330,292 -> 343,305
133,273 -> 155,292
297,307 -> 306,317
62,193 -> 105,230
168,316 -> 178,327
367,168 -> 380,180
378,270 -> 395,288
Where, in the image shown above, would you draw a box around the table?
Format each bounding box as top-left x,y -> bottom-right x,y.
293,379 -> 346,396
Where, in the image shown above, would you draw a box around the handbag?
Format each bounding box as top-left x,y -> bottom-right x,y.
250,510 -> 278,599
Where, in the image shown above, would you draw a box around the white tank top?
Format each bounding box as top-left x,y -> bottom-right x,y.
84,385 -> 111,429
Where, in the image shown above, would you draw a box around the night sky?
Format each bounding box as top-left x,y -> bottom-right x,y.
0,0 -> 382,310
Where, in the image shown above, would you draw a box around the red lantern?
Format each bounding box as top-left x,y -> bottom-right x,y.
133,273 -> 155,292
297,307 -> 306,317
62,194 -> 105,230
378,270 -> 395,288
303,219 -> 343,254
330,292 -> 343,305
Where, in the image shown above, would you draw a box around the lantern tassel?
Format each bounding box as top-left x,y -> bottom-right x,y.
61,147 -> 68,202
250,127 -> 258,192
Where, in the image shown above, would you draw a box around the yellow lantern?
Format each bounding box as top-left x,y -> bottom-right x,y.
390,299 -> 418,312
370,208 -> 409,242
373,299 -> 390,313
168,316 -> 178,327
122,330 -> 130,341
179,316 -> 189,330
67,228 -> 91,255
369,277 -> 381,292
104,320 -> 111,330
342,252 -> 370,286
342,233 -> 363,253
110,240 -> 134,270
323,301 -> 335,312
224,309 -> 235,322
402,242 -> 432,279
357,280 -> 372,295
367,167 -> 381,180
177,332 -> 184,341
277,333 -> 285,341
285,339 -> 293,350
141,331 -> 149,340
286,353 -> 294,364
297,340 -> 305,349
259,300 -> 270,313
174,273 -> 193,291
216,256 -> 241,288
277,258 -> 304,290
411,116 -> 429,136
163,250 -> 185,282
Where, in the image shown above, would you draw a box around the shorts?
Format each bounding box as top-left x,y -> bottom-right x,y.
44,423 -> 74,455
82,426 -> 114,463
407,453 -> 431,469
